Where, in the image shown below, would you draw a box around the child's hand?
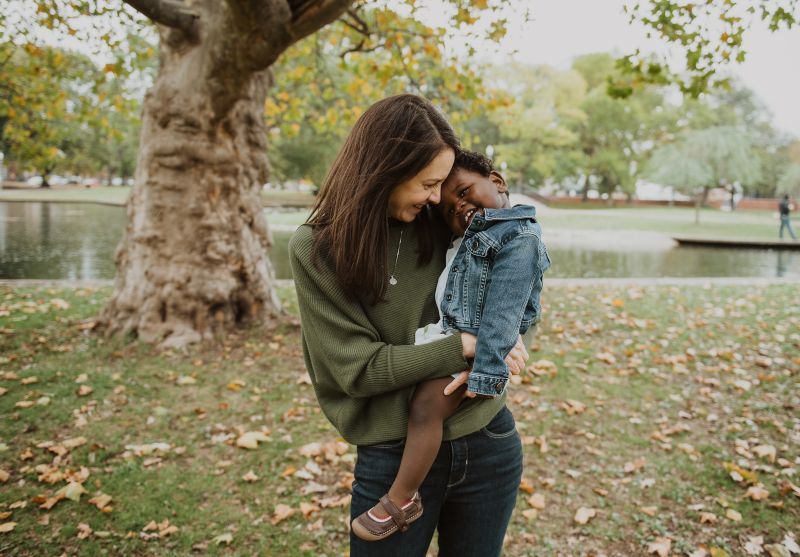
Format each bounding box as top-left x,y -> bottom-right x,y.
505,335 -> 529,375
466,390 -> 497,399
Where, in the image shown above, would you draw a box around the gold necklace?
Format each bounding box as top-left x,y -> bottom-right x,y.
389,230 -> 403,286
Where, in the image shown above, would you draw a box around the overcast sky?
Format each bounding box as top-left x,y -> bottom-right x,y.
488,0 -> 800,138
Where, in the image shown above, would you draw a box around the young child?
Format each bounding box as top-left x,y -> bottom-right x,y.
351,150 -> 550,541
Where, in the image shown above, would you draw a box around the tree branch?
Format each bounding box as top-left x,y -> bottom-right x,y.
288,0 -> 354,42
123,0 -> 198,36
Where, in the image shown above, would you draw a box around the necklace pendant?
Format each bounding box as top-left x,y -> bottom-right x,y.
389,276 -> 398,286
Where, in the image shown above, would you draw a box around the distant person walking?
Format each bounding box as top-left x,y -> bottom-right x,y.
779,194 -> 797,240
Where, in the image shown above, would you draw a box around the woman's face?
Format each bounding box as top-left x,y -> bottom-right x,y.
387,148 -> 455,222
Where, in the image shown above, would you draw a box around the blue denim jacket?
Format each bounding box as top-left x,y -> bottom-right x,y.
439,205 -> 550,396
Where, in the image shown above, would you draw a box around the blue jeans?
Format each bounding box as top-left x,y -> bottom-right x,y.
780,216 -> 797,240
350,406 -> 523,557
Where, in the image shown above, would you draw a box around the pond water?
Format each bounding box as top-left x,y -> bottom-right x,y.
1,202 -> 799,280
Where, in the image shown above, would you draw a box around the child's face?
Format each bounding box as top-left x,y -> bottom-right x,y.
439,168 -> 510,235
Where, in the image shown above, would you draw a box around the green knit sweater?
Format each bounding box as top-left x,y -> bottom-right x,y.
288,220 -> 507,445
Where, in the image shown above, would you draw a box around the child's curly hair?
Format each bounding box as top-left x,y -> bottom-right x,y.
449,149 -> 509,198
453,149 -> 494,176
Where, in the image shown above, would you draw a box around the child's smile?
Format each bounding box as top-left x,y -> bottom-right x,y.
440,168 -> 510,236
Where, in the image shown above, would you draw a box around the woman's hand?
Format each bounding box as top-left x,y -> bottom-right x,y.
445,335 -> 529,397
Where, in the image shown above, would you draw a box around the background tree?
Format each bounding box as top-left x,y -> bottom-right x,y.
486,62 -> 584,191
570,53 -> 678,201
646,126 -> 762,223
777,164 -> 800,197
0,44 -> 97,185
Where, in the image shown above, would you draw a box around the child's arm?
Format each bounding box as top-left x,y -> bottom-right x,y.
467,234 -> 544,397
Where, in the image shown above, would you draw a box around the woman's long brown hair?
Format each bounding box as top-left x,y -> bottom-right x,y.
307,94 -> 460,304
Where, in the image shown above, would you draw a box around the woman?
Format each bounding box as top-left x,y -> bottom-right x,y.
289,94 -> 527,556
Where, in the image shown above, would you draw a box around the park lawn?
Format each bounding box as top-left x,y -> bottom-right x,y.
0,187 -> 314,209
0,187 -> 129,206
0,283 -> 798,556
536,206 -> 785,241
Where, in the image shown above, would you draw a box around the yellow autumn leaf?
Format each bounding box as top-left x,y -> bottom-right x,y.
271,504 -> 295,525
56,481 -> 87,502
236,431 -> 269,449
213,532 -> 233,545
0,522 -> 17,534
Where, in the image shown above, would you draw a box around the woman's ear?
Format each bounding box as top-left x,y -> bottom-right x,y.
491,171 -> 508,194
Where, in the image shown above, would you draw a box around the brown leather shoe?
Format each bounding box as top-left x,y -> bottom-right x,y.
351,492 -> 423,541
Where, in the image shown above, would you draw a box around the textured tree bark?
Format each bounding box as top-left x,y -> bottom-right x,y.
100,36 -> 277,347
99,0 -> 352,348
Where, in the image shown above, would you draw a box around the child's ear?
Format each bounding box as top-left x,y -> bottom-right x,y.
491,171 -> 508,194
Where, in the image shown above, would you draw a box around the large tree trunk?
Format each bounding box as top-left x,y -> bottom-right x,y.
100,39 -> 278,348
99,0 -> 351,348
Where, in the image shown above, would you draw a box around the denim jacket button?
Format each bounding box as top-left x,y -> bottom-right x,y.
495,381 -> 505,393
452,266 -> 458,273
446,294 -> 452,301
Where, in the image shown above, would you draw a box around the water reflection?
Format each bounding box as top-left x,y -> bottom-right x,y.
2,202 -> 799,281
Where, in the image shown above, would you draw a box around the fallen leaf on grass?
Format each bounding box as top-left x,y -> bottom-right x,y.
725,508 -> 742,522
752,445 -> 777,463
271,504 -> 295,525
528,493 -> 545,510
709,548 -> 730,557
56,481 -> 87,502
561,399 -> 587,415
0,522 -> 17,534
299,502 -> 320,518
281,466 -> 297,477
746,485 -> 769,501
624,457 -> 647,473
699,512 -> 717,524
0,512 -> 10,520
213,532 -> 233,545
724,462 -> 758,485
743,536 -> 764,555
176,375 -> 196,385
242,471 -> 259,482
236,431 -> 270,449
595,352 -> 616,364
648,537 -> 672,556
143,519 -> 178,537
574,507 -> 596,525
77,522 -> 92,539
640,506 -> 657,516
0,387 -> 6,396
0,470 -> 9,482
76,385 -> 93,396
783,535 -> 800,554
88,492 -> 112,511
764,545 -> 790,557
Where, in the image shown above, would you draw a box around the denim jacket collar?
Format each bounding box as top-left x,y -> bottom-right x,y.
464,205 -> 537,237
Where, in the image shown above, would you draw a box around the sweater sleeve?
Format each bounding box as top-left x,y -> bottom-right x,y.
289,230 -> 468,399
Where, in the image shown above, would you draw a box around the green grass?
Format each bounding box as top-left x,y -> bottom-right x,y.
536,206 -> 785,241
0,187 -> 316,209
0,186 -> 129,206
1,284 -> 798,556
